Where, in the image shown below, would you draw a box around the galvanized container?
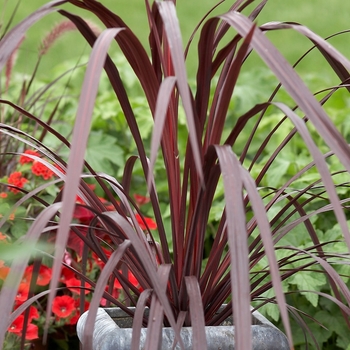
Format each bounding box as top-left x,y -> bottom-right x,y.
77,306 -> 290,350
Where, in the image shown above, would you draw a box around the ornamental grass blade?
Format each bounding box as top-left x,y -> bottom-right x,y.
104,211 -> 185,349
214,145 -> 252,350
80,240 -> 132,350
157,1 -> 204,185
0,0 -> 67,71
207,22 -> 255,147
148,76 -> 177,190
240,167 -> 294,348
44,27 -> 123,339
185,276 -> 207,350
131,289 -> 153,350
144,265 -> 171,350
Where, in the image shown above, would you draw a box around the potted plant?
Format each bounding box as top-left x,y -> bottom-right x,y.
1,0 -> 350,349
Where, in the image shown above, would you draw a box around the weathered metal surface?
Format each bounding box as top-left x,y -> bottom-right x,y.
77,307 -> 290,350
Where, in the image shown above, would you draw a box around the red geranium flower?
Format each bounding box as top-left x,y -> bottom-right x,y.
24,264 -> 52,286
8,315 -> 38,340
22,265 -> 33,284
92,247 -> 112,269
0,265 -> 10,280
19,150 -> 40,165
13,304 -> 40,321
0,192 -> 7,198
128,271 -> 140,288
31,161 -> 54,180
133,194 -> 150,206
59,266 -> 76,284
7,172 -> 28,194
8,315 -> 24,335
26,306 -> 40,322
52,295 -> 75,318
23,323 -> 39,340
135,213 -> 157,230
68,299 -> 90,325
15,283 -> 30,302
65,277 -> 92,295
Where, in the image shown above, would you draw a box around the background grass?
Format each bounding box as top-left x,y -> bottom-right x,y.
3,0 -> 350,81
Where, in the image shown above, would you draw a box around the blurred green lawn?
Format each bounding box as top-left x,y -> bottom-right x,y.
3,0 -> 350,80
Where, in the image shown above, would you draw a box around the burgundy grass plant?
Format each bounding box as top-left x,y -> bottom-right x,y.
1,0 -> 350,349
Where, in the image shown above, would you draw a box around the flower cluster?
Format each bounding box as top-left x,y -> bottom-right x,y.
2,254 -> 143,344
7,172 -> 28,194
19,150 -> 40,165
3,149 -> 56,195
1,154 -> 157,347
31,161 -> 55,180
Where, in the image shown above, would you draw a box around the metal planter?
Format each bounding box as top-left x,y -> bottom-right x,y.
77,306 -> 289,350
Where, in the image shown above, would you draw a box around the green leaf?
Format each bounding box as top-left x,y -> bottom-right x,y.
0,202 -> 12,218
10,219 -> 29,239
85,130 -> 124,172
290,316 -> 328,348
314,309 -> 350,349
289,271 -> 326,307
132,97 -> 154,140
265,157 -> 291,187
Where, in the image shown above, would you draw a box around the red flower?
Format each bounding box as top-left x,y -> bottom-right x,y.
114,271 -> 140,289
31,161 -> 54,180
0,232 -> 7,241
19,150 -> 40,165
92,247 -> 112,269
22,266 -> 33,284
133,194 -> 150,206
69,299 -> 90,325
23,323 -> 39,340
0,192 -> 8,198
100,271 -> 141,306
24,264 -> 52,286
52,295 -> 75,318
36,265 -> 52,286
15,283 -> 30,302
8,315 -> 24,335
59,266 -> 76,284
0,265 -> 10,280
65,277 -> 92,295
135,213 -> 157,230
26,306 -> 40,322
7,172 -> 28,194
7,315 -> 39,340
128,271 -> 140,288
